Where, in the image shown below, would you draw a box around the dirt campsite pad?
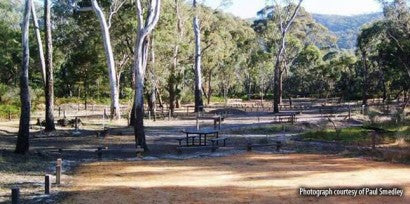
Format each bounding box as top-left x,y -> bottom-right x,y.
62,153 -> 410,204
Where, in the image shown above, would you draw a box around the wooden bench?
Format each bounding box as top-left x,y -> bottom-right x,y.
273,112 -> 297,124
210,137 -> 228,152
176,136 -> 197,146
247,141 -> 283,152
198,116 -> 225,130
181,129 -> 219,146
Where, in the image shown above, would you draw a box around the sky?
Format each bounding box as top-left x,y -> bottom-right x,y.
204,0 -> 383,19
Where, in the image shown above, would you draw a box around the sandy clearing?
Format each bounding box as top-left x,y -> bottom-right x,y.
62,153 -> 410,204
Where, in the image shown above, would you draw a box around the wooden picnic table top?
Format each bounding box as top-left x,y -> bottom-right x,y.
182,129 -> 219,134
198,116 -> 224,120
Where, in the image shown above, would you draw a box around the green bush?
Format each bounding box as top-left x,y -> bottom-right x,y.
302,127 -> 371,143
0,104 -> 20,119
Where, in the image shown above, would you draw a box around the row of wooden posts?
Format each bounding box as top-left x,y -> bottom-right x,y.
11,158 -> 62,204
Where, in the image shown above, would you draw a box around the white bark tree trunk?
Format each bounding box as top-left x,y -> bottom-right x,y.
91,0 -> 121,120
31,1 -> 46,85
133,0 -> 161,151
193,0 -> 204,112
273,0 -> 303,113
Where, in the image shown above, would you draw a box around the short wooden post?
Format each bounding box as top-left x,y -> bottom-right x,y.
45,174 -> 51,194
148,111 -> 151,120
11,187 -> 19,204
74,117 -> 78,131
56,158 -> 62,185
63,110 -> 66,118
168,110 -> 171,120
8,111 -> 12,121
97,147 -> 103,160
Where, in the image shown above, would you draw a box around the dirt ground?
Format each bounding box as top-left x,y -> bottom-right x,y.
61,153 -> 409,204
1,101 -> 408,203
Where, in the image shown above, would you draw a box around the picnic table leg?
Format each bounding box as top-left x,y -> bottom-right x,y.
186,133 -> 189,147
204,134 -> 207,146
216,132 -> 219,145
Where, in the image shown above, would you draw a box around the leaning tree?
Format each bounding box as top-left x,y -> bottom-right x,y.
133,0 -> 161,151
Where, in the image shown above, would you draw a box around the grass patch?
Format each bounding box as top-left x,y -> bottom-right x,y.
0,104 -> 20,119
229,124 -> 287,135
301,120 -> 409,144
302,127 -> 371,143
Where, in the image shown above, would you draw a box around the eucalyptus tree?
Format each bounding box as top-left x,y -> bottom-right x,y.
44,0 -> 56,131
271,0 -> 303,113
31,1 -> 46,84
168,0 -> 184,115
133,0 -> 161,151
16,0 -> 32,154
192,0 -> 204,112
79,0 -> 125,119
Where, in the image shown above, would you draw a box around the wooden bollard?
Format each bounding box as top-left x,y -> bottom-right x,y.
11,187 -> 20,204
58,107 -> 61,117
56,158 -> 62,185
103,109 -> 107,118
63,110 -> 66,118
45,174 -> 51,194
74,117 -> 78,131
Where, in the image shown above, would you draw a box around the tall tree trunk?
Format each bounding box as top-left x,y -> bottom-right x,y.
362,51 -> 369,106
272,0 -> 303,113
168,0 -> 183,116
207,73 -> 212,105
16,0 -> 32,154
193,0 -> 204,112
44,0 -> 55,131
148,37 -> 157,120
91,0 -> 120,120
133,0 -> 161,151
31,1 -> 46,84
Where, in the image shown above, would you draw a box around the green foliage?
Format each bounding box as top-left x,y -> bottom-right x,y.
302,127 -> 372,143
313,13 -> 383,49
0,104 -> 20,119
0,0 -> 407,109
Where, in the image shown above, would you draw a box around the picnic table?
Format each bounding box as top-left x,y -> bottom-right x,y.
198,115 -> 224,130
273,112 -> 298,124
180,129 -> 220,147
